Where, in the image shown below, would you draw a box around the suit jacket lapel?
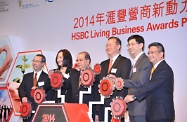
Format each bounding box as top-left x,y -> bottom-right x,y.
37,71 -> 45,86
38,71 -> 44,82
130,53 -> 145,78
111,54 -> 121,69
77,71 -> 81,91
31,72 -> 34,86
134,53 -> 146,67
153,60 -> 166,75
150,60 -> 165,80
103,59 -> 110,75
101,55 -> 121,75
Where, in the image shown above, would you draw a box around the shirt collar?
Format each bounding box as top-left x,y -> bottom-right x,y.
153,59 -> 164,69
111,54 -> 119,64
133,52 -> 144,65
34,70 -> 42,80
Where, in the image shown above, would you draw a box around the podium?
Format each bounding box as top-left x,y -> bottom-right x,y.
32,103 -> 91,122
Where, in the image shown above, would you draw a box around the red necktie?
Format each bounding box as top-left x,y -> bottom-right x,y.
33,73 -> 37,86
108,59 -> 113,73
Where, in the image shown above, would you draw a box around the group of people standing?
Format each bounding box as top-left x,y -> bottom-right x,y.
18,34 -> 175,122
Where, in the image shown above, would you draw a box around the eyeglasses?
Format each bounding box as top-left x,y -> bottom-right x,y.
106,43 -> 118,48
76,59 -> 86,62
127,42 -> 139,47
148,51 -> 160,55
32,60 -> 42,63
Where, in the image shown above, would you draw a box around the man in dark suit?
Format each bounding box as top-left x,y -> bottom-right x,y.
124,42 -> 175,122
65,51 -> 97,103
18,54 -> 51,122
96,37 -> 131,121
63,51 -> 98,120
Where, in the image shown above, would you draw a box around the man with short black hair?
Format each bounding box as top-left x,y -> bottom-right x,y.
125,42 -> 175,122
18,54 -> 51,122
119,34 -> 152,122
96,36 -> 131,121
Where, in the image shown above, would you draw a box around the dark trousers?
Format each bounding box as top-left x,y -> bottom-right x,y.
147,118 -> 174,122
23,113 -> 34,122
99,105 -> 124,122
129,115 -> 146,122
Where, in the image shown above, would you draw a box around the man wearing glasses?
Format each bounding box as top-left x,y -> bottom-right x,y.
124,42 -> 175,122
68,51 -> 95,104
63,51 -> 99,120
109,35 -> 152,122
125,35 -> 152,122
18,54 -> 51,122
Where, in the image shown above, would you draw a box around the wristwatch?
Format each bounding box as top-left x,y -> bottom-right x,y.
132,95 -> 136,100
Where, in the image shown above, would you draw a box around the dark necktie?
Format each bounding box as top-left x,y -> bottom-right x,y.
78,71 -> 82,88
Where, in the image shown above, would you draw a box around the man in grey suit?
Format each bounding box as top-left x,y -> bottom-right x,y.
109,35 -> 152,122
124,35 -> 152,122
